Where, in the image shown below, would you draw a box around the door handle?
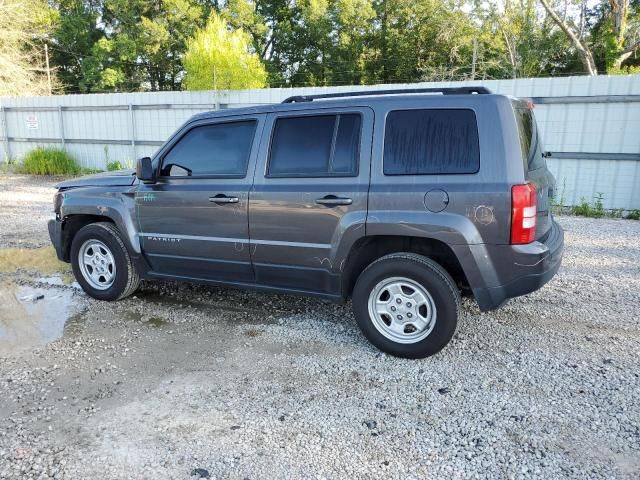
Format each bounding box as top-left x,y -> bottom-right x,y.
209,195 -> 239,204
315,196 -> 353,206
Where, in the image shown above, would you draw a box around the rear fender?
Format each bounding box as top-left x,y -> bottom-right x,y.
366,211 -> 501,295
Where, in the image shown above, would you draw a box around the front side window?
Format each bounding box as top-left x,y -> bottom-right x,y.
161,120 -> 256,177
383,109 -> 480,175
268,114 -> 361,177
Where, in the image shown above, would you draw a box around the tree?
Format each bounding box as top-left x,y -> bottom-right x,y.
183,12 -> 267,90
539,0 -> 640,74
50,0 -> 207,93
50,0 -> 103,92
0,0 -> 58,96
539,0 -> 598,75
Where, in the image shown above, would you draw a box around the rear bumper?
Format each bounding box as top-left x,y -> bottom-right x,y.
48,218 -> 66,261
470,219 -> 564,311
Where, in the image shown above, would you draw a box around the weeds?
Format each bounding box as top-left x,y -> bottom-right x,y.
107,161 -> 124,171
20,147 -> 80,175
626,209 -> 640,220
571,193 -> 605,218
569,193 -> 638,220
106,159 -> 133,171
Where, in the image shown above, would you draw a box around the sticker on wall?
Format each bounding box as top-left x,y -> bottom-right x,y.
25,114 -> 39,130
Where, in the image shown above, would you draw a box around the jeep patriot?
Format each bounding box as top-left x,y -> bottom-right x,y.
48,87 -> 564,358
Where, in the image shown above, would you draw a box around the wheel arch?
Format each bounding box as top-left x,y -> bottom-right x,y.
58,189 -> 142,262
341,235 -> 470,298
59,214 -> 115,262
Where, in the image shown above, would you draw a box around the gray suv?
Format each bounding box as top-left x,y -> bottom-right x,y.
48,87 -> 564,358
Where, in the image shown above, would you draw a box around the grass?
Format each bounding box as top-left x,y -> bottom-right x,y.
20,147 -> 80,176
0,246 -> 73,282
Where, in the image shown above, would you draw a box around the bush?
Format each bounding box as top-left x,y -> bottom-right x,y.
21,147 -> 80,175
107,160 -> 124,171
626,209 -> 640,221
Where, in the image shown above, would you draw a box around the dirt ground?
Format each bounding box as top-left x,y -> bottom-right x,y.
0,174 -> 639,479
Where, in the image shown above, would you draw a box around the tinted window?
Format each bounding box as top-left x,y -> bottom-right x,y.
269,114 -> 360,176
514,106 -> 545,171
383,109 -> 479,175
161,121 -> 256,177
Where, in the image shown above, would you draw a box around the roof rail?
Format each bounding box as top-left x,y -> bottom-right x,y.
281,86 -> 492,103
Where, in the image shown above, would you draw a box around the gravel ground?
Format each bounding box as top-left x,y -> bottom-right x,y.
0,173 -> 639,479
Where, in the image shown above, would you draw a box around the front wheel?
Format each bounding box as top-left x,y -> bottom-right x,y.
70,222 -> 140,301
352,253 -> 460,358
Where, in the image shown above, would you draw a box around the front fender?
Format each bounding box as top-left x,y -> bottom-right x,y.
59,186 -> 141,254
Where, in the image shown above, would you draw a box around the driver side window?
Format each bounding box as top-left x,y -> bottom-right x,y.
161,120 -> 257,177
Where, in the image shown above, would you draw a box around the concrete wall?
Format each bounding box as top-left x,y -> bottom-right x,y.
1,75 -> 639,210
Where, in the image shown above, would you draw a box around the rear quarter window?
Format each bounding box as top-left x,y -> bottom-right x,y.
383,109 -> 480,175
513,105 -> 545,171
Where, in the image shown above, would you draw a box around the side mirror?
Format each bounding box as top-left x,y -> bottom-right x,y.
136,157 -> 156,183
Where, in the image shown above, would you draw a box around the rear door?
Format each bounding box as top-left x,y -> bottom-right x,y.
512,102 -> 555,239
136,115 -> 263,282
249,107 -> 373,296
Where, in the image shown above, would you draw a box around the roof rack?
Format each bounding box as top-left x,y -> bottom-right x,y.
281,86 -> 492,103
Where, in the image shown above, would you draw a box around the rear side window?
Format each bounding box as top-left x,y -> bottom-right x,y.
268,114 -> 361,177
161,120 -> 256,177
514,106 -> 545,171
383,109 -> 480,175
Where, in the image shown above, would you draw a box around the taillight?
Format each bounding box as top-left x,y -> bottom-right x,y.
511,183 -> 537,244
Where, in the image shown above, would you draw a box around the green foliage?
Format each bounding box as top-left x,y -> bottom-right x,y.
53,0 -> 206,92
626,209 -> 640,220
21,148 -> 80,176
0,0 -> 59,96
106,161 -> 125,171
572,193 -> 606,218
608,65 -> 640,75
39,0 -> 640,91
183,13 -> 267,90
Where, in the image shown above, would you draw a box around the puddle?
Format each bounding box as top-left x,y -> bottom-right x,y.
122,310 -> 168,328
0,282 -> 83,354
0,246 -> 74,282
145,317 -> 168,328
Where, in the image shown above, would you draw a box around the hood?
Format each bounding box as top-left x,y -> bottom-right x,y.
56,169 -> 138,189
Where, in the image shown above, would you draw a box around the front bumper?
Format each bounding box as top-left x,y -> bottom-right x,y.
470,219 -> 564,311
48,218 -> 66,261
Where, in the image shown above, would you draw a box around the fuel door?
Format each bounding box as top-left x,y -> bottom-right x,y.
424,189 -> 449,213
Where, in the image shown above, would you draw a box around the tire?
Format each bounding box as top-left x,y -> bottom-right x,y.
352,253 -> 460,358
70,222 -> 140,301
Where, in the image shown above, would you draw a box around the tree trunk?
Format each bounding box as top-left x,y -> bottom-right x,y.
538,0 -> 598,75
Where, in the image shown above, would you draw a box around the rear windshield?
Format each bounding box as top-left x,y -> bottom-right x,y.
513,104 -> 545,171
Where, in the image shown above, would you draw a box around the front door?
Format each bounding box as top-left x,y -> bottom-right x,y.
136,115 -> 263,283
249,107 -> 373,296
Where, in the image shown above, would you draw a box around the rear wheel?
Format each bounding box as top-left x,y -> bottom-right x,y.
352,253 -> 460,358
70,222 -> 140,301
